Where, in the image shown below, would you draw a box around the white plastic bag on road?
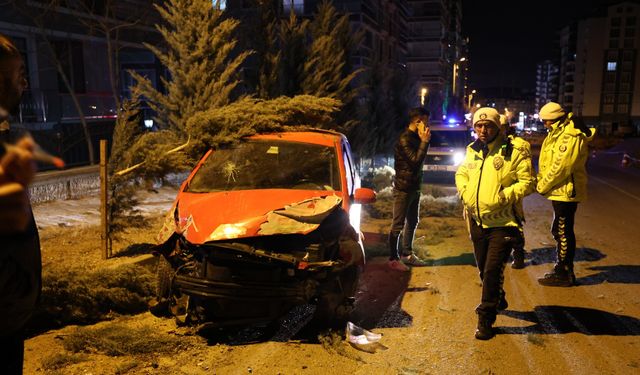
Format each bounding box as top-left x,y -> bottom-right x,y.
346,321 -> 387,353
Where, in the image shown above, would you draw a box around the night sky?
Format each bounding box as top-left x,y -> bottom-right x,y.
461,0 -> 623,93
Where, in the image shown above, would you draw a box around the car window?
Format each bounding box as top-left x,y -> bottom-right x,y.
186,140 -> 341,192
429,130 -> 470,148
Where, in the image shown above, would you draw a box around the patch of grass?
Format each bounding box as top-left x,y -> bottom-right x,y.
364,188 -> 462,220
115,360 -> 141,374
526,333 -> 545,347
41,352 -> 88,371
38,264 -> 155,328
421,195 -> 463,218
63,323 -> 183,356
421,185 -> 450,198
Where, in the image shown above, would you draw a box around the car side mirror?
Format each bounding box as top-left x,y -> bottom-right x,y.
354,187 -> 376,204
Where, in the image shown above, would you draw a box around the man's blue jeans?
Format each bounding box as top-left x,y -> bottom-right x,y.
388,189 -> 421,260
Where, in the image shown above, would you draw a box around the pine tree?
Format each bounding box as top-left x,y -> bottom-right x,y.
118,0 -> 343,179
186,95 -> 341,156
279,9 -> 309,97
301,0 -> 363,131
107,96 -> 146,240
132,0 -> 251,135
256,0 -> 282,99
350,62 -> 397,160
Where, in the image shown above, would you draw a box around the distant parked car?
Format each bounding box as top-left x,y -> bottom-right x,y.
151,130 -> 376,328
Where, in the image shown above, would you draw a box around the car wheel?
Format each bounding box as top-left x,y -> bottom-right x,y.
156,255 -> 173,299
150,255 -> 174,317
312,265 -> 360,328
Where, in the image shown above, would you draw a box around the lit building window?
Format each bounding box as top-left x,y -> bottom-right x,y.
607,62 -> 617,71
212,0 -> 226,10
283,0 -> 304,13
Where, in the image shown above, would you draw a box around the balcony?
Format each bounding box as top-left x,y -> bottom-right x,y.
17,89 -> 118,126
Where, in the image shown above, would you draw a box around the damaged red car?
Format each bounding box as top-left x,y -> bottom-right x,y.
152,130 -> 376,327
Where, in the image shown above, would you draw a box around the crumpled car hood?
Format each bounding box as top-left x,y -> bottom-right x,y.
158,190 -> 343,244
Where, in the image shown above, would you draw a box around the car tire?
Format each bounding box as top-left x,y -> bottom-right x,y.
156,255 -> 174,300
312,265 -> 360,328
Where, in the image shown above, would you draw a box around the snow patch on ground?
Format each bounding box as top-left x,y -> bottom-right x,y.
32,186 -> 178,229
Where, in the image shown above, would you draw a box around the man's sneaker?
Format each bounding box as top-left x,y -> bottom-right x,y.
401,253 -> 429,267
537,268 -> 576,287
511,248 -> 525,269
388,259 -> 410,272
475,319 -> 494,340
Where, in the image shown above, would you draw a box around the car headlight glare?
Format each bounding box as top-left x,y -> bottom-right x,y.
207,223 -> 247,241
453,152 -> 465,166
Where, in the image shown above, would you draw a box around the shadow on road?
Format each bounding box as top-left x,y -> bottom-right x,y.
428,252 -> 476,267
350,258 -> 412,330
577,265 -> 640,285
527,247 -> 606,266
498,305 -> 640,335
112,243 -> 155,257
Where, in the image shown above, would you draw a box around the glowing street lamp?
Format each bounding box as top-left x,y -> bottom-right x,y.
420,87 -> 428,106
467,89 -> 476,109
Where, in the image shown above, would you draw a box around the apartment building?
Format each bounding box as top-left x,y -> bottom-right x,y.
535,60 -> 559,112
559,1 -> 640,135
0,0 -> 161,164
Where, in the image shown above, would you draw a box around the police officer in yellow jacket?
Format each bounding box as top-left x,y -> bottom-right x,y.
456,108 -> 535,340
536,102 -> 595,287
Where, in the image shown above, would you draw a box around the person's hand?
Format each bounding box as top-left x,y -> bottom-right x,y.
0,137 -> 36,186
0,182 -> 30,233
498,191 -> 507,205
418,124 -> 431,143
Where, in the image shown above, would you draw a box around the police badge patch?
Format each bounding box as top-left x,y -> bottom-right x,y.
559,144 -> 567,152
493,156 -> 504,170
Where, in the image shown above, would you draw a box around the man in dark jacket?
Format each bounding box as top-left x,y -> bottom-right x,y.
0,33 -> 41,375
388,107 -> 431,272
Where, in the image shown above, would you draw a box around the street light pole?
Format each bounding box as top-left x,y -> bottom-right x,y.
467,89 -> 476,109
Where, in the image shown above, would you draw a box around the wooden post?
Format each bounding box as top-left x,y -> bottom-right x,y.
100,140 -> 109,259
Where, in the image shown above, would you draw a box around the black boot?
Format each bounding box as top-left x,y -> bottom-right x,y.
475,317 -> 494,340
497,295 -> 508,311
538,264 -> 575,287
511,248 -> 525,269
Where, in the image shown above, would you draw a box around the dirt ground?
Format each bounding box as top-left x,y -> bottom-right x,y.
23,188 -> 640,374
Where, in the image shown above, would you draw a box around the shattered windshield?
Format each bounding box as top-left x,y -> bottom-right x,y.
186,140 -> 341,192
430,130 -> 470,148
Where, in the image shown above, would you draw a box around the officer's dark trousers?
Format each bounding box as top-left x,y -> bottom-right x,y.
551,201 -> 578,269
470,220 -> 519,322
388,189 -> 421,260
0,331 -> 24,374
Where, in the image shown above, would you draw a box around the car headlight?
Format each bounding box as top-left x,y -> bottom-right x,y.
453,152 -> 464,166
206,223 -> 247,241
349,203 -> 362,233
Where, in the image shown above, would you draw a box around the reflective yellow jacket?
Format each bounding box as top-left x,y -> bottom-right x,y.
455,136 -> 535,228
537,113 -> 596,202
509,135 -> 533,223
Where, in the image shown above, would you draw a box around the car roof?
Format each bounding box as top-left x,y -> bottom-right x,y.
429,125 -> 470,131
249,129 -> 346,147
